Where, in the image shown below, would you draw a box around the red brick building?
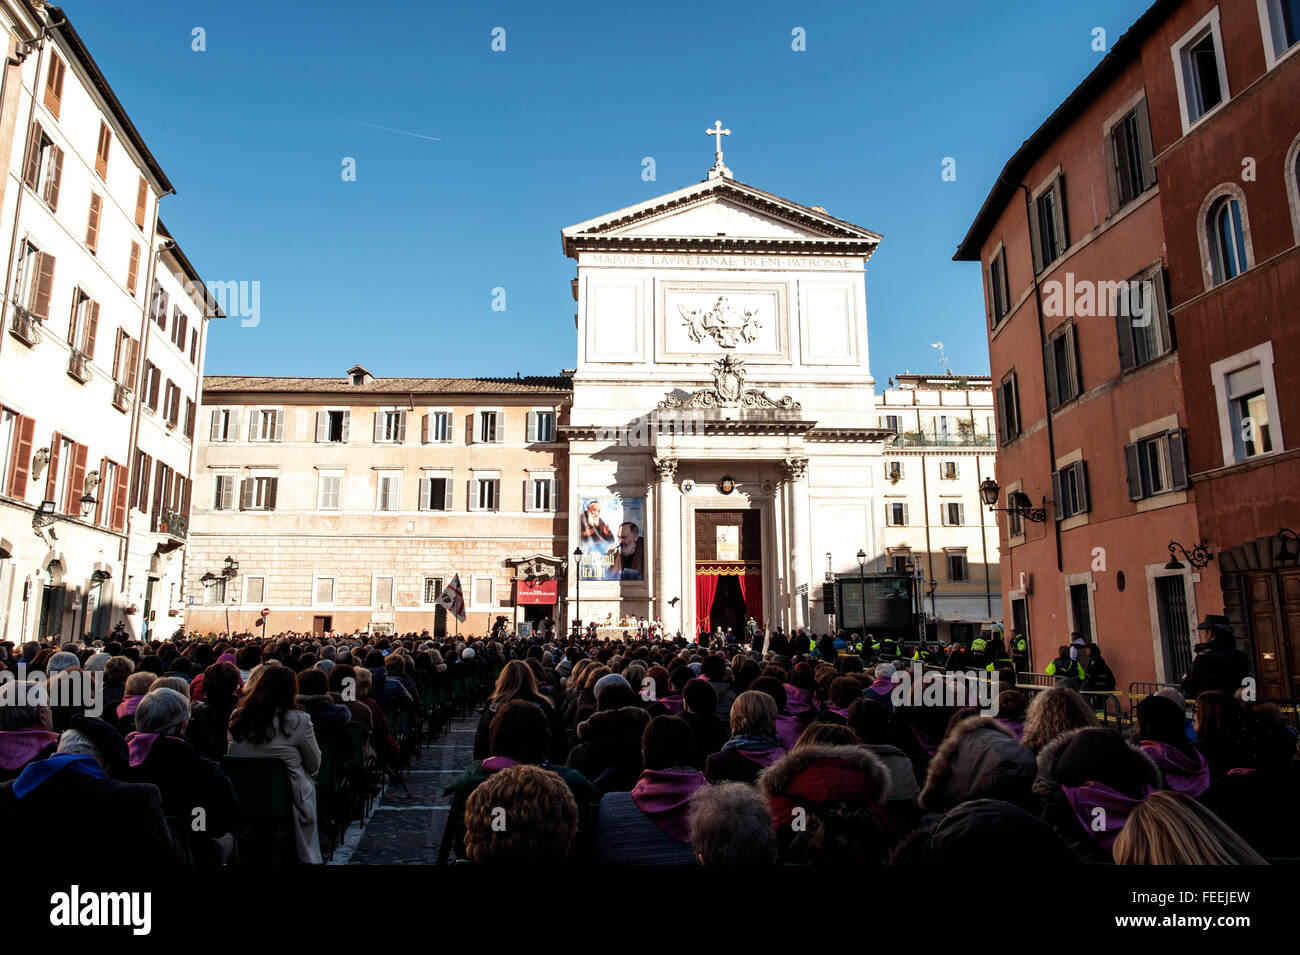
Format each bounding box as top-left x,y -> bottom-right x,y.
954,0 -> 1300,690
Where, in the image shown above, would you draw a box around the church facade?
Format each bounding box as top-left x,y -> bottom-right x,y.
560,152 -> 891,639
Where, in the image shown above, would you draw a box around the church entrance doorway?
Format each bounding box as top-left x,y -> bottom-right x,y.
694,509 -> 763,640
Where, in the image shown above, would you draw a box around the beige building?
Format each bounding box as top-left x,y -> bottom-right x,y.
184,368 -> 570,636
877,373 -> 1001,643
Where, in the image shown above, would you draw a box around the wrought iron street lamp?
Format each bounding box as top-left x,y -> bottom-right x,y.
979,477 -> 1048,524
1165,539 -> 1214,571
572,545 -> 582,637
856,549 -> 867,640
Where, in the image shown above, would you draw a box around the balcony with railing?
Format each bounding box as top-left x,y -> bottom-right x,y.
154,506 -> 188,542
890,428 -> 995,449
111,381 -> 132,412
8,304 -> 40,346
67,349 -> 91,383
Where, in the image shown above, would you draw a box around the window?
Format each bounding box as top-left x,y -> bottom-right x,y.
112,332 -> 138,390
184,399 -> 195,440
151,280 -> 169,329
886,461 -> 903,482
67,289 -> 99,360
943,502 -> 965,526
244,576 -> 266,606
373,576 -> 395,610
14,240 -> 56,320
1108,99 -> 1156,210
1126,429 -> 1191,500
45,434 -> 83,516
0,408 -> 34,499
314,576 -> 336,606
212,474 -> 236,511
987,248 -> 1010,327
1007,492 -> 1025,538
126,243 -> 140,296
1179,27 -> 1226,125
1207,196 -> 1249,285
249,409 -> 283,442
374,410 -> 406,443
1052,461 -> 1090,520
318,472 -> 343,511
1069,583 -> 1095,642
209,409 -> 237,441
472,476 -> 500,511
882,414 -> 900,432
1228,364 -> 1274,459
21,122 -> 63,211
85,193 -> 102,254
1116,266 -> 1173,372
164,381 -> 181,428
890,554 -> 912,573
131,450 -> 152,512
240,475 -> 278,511
98,459 -> 126,531
947,552 -> 968,582
377,471 -> 401,511
1044,323 -> 1081,410
189,329 -> 198,363
471,576 -> 495,608
1260,0 -> 1300,65
204,578 -> 226,605
529,411 -> 555,443
43,53 -> 65,118
887,502 -> 908,526
423,577 -> 444,604
142,362 -> 161,412
95,121 -> 111,179
996,371 -> 1021,443
134,177 -> 148,230
419,475 -> 453,511
1030,175 -> 1068,273
477,410 -> 501,443
315,410 -> 350,443
940,461 -> 959,481
528,476 -> 555,511
170,306 -> 187,349
422,411 -> 451,444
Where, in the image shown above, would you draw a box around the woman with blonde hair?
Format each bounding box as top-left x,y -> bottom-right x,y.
473,660 -> 552,760
1113,790 -> 1267,865
1021,686 -> 1099,752
705,690 -> 786,784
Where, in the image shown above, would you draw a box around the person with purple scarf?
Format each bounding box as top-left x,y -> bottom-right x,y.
1134,694 -> 1211,798
595,716 -> 708,864
706,690 -> 786,784
0,682 -> 58,783
1032,727 -> 1163,862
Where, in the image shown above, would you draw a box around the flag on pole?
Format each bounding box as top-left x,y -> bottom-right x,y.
437,574 -> 467,623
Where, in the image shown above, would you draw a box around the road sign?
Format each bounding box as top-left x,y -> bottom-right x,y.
261,607 -> 270,617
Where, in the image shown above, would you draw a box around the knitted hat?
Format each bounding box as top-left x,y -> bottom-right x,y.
593,672 -> 631,702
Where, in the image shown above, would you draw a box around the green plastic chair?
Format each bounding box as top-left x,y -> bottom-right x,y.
219,755 -> 295,863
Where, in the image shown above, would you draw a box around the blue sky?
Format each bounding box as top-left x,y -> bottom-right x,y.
64,0 -> 1154,383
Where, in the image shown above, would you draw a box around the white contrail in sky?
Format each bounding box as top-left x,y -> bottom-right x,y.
314,113 -> 442,141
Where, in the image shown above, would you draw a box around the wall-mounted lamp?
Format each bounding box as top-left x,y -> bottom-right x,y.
979,478 -> 1048,524
1165,539 -> 1214,571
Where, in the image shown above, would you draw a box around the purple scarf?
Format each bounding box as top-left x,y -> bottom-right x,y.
1062,781 -> 1156,850
126,732 -> 185,768
910,722 -> 939,757
1139,740 -> 1210,797
721,734 -> 786,768
997,718 -> 1025,741
784,685 -> 815,718
117,695 -> 144,719
776,714 -> 804,750
630,768 -> 709,843
868,678 -> 894,697
0,729 -> 60,770
481,756 -> 521,772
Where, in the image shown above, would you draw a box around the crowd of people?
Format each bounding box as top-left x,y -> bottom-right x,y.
0,618 -> 1294,866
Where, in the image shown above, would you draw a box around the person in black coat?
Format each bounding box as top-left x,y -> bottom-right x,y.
0,716 -> 179,864
677,678 -> 727,762
566,680 -> 650,794
295,668 -> 354,762
117,688 -> 237,864
1182,617 -> 1251,697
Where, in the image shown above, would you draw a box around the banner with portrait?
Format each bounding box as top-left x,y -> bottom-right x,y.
578,497 -> 646,581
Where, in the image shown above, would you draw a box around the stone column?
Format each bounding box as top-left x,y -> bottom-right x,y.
784,457 -> 811,632
653,457 -> 681,636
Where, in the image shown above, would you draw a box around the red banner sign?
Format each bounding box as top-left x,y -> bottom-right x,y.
516,579 -> 558,605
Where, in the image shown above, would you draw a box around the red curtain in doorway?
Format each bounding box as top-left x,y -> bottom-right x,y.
737,569 -> 763,629
695,572 -> 718,637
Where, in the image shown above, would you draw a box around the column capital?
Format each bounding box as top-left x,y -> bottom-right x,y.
782,457 -> 809,482
653,457 -> 678,481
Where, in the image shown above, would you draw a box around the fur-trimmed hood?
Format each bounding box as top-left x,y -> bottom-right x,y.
1033,726 -> 1163,797
919,717 -> 1038,812
758,743 -> 891,804
576,704 -> 650,743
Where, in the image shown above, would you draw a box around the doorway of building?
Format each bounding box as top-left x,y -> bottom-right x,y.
708,575 -> 747,638
38,561 -> 65,641
312,615 -> 333,633
693,508 -> 763,638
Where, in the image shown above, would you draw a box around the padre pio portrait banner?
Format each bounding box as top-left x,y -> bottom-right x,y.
578,497 -> 646,581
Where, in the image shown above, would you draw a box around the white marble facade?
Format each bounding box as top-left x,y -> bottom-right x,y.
561,169 -> 890,638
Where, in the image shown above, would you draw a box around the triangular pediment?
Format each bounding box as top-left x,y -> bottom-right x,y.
562,177 -> 882,258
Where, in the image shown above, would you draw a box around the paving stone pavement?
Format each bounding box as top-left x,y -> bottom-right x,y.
338,711 -> 479,865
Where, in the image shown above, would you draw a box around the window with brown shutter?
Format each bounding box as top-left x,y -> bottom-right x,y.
31,251 -> 56,319
126,242 -> 140,295
83,301 -> 99,359
44,54 -> 65,119
22,121 -> 42,188
44,434 -> 62,504
134,176 -> 147,229
94,457 -> 108,525
86,193 -> 102,253
65,443 -> 87,515
6,415 -> 35,498
95,121 -> 111,179
110,460 -> 129,531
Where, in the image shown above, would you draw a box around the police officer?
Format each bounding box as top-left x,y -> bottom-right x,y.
1045,644 -> 1086,685
969,631 -> 989,669
1011,632 -> 1029,672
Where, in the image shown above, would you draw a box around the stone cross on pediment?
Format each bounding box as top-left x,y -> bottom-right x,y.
705,120 -> 732,180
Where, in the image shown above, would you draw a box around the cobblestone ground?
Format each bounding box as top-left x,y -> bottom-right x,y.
333,711 -> 478,865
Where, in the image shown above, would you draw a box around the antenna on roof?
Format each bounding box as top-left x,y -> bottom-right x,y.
930,342 -> 949,374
